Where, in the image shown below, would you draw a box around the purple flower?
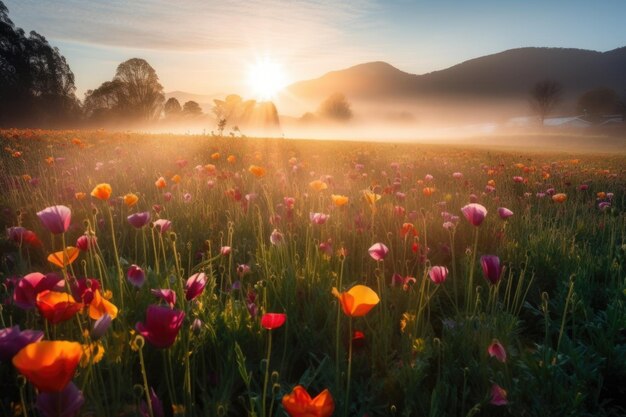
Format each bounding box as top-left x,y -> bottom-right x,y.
127,265 -> 146,288
136,305 -> 185,349
461,203 -> 488,227
152,219 -> 171,234
0,325 -> 44,361
185,272 -> 207,301
139,387 -> 164,417
37,205 -> 71,234
497,207 -> 514,220
128,212 -> 151,229
36,382 -> 84,417
368,242 -> 389,261
428,266 -> 449,285
481,255 -> 504,285
91,313 -> 112,340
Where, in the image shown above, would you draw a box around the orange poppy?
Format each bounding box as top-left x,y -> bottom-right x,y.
91,183 -> 112,200
249,165 -> 266,178
227,155 -> 236,163
331,194 -> 349,207
422,187 -> 435,197
155,176 -> 167,189
123,193 -> 139,207
211,152 -> 220,160
12,341 -> 82,392
171,174 -> 181,184
47,246 -> 80,268
309,180 -> 328,192
282,385 -> 334,417
332,285 -> 380,317
36,291 -> 83,324
89,289 -> 118,320
75,192 -> 86,200
552,193 -> 567,203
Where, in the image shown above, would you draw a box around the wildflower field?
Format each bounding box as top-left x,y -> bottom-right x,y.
1,129 -> 625,417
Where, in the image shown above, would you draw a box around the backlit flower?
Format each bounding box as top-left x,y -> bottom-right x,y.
261,313 -> 286,330
309,212 -> 330,225
249,165 -> 266,178
309,180 -> 328,191
12,341 -> 83,392
428,266 -> 448,285
90,183 -> 112,200
136,305 -> 185,348
36,291 -> 83,324
37,205 -> 71,234
185,272 -> 207,301
481,255 -> 503,285
14,272 -> 64,309
88,289 -> 118,320
123,193 -> 139,207
487,339 -> 507,363
552,193 -> 567,203
47,247 -> 80,268
362,189 -> 381,205
368,242 -> 389,261
461,203 -> 487,227
76,234 -> 97,252
497,207 -> 514,219
128,212 -> 151,228
36,381 -> 84,417
152,219 -> 172,234
155,177 -> 167,189
331,194 -> 349,207
270,229 -> 284,246
490,384 -> 508,406
332,285 -> 380,317
282,385 -> 335,417
151,289 -> 176,308
127,265 -> 146,288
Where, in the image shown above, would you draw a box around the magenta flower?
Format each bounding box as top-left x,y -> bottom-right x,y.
185,272 -> 207,301
36,382 -> 84,417
490,384 -> 508,406
481,255 -> 504,285
37,205 -> 71,234
497,207 -> 514,219
309,212 -> 330,225
0,325 -> 44,361
136,305 -> 185,348
152,219 -> 171,234
461,203 -> 488,227
487,339 -> 507,363
14,272 -> 64,309
76,234 -> 97,252
128,212 -> 151,229
368,242 -> 389,261
139,387 -> 164,417
127,265 -> 146,288
237,264 -> 251,277
151,289 -> 176,308
428,266 -> 449,285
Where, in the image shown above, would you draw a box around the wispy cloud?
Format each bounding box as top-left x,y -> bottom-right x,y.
6,0 -> 377,52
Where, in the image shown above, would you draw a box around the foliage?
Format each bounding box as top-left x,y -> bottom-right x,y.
318,93 -> 353,121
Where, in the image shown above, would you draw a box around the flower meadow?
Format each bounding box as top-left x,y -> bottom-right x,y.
0,129 -> 625,417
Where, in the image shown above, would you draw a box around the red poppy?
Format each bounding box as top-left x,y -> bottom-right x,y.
261,313 -> 286,330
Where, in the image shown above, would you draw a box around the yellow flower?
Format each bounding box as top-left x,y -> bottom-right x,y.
332,285 -> 380,317
309,180 -> 328,192
362,189 -> 381,205
47,247 -> 80,268
80,342 -> 105,367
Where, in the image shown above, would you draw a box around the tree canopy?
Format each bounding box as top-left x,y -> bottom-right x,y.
318,93 -> 353,121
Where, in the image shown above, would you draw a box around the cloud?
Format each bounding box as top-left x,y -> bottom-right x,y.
6,0 -> 377,52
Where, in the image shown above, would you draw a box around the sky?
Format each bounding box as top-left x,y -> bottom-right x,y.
5,0 -> 626,99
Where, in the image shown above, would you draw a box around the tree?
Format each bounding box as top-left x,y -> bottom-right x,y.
182,100 -> 202,117
164,97 -> 182,118
576,87 -> 620,123
83,80 -> 125,121
113,58 -> 164,121
0,1 -> 80,127
529,79 -> 562,125
318,93 -> 352,121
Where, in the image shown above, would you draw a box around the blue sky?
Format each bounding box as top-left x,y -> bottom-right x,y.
5,0 -> 626,97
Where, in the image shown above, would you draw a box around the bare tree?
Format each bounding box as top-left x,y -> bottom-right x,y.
529,79 -> 562,125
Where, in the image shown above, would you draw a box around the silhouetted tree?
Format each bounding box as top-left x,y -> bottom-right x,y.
114,58 -> 164,121
182,100 -> 202,117
529,79 -> 562,125
0,1 -> 80,127
83,80 -> 124,122
318,92 -> 352,121
164,97 -> 182,118
576,87 -> 620,123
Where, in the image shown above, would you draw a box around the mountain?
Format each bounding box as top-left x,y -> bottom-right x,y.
286,47 -> 626,105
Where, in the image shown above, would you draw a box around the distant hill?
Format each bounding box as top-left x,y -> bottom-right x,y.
287,47 -> 626,104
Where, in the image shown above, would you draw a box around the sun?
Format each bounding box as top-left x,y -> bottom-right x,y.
247,57 -> 288,101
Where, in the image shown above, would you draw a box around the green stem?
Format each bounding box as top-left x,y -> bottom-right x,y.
466,228 -> 479,315
262,330 -> 273,417
106,205 -> 124,311
137,337 -> 155,417
344,317 -> 353,417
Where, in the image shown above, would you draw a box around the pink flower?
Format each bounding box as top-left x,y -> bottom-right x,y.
237,264 -> 251,277
487,339 -> 507,363
185,272 -> 207,301
37,205 -> 71,234
76,234 -> 97,252
461,203 -> 487,227
14,272 -> 64,309
368,243 -> 389,261
136,305 -> 185,348
127,212 -> 151,229
270,229 -> 284,246
309,212 -> 330,225
452,172 -> 463,179
261,313 -> 286,330
428,266 -> 449,284
152,219 -> 171,234
127,265 -> 146,288
481,255 -> 503,285
497,207 -> 514,220
490,384 -> 508,406
151,289 -> 176,308
220,246 -> 232,256
513,176 -> 524,183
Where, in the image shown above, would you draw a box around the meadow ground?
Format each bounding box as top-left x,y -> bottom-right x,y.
1,129 -> 625,417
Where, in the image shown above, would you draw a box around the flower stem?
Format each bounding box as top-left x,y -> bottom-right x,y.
137,336 -> 154,417
344,317 -> 353,417
262,330 -> 273,417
